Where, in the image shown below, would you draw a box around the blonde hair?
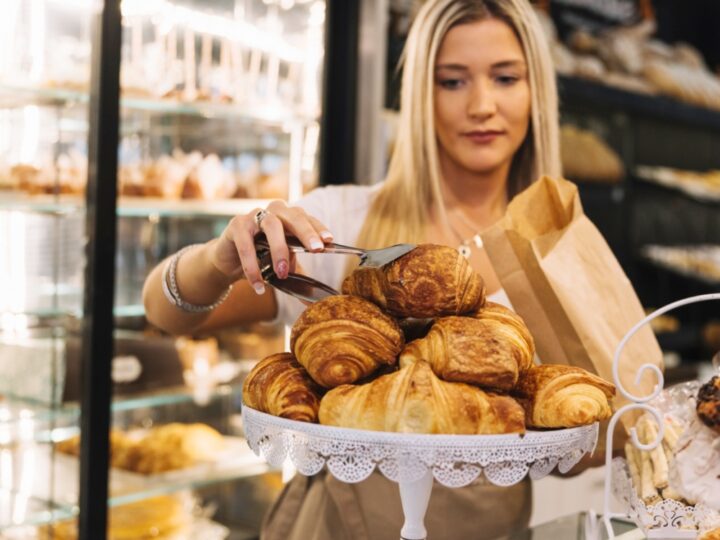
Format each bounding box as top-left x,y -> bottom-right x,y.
355,0 -> 560,252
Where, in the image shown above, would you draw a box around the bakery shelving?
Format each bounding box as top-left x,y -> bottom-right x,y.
0,381 -> 274,533
558,75 -> 720,132
0,192 -> 276,218
634,165 -> 720,204
640,245 -> 720,287
0,84 -> 319,128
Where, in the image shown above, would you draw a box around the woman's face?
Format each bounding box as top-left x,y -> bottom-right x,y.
433,18 -> 531,179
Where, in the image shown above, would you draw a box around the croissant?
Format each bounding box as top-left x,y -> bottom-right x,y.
399,314 -> 533,391
472,301 -> 535,370
341,244 -> 486,318
242,352 -> 323,422
696,375 -> 720,434
319,361 -> 525,434
514,364 -> 616,428
290,295 -> 404,388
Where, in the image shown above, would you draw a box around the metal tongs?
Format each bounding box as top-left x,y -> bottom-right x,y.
255,233 -> 415,303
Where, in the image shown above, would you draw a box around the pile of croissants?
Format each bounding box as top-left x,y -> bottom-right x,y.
243,244 -> 616,435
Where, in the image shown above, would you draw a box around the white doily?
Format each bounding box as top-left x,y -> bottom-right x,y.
242,406 -> 599,488
611,457 -> 720,538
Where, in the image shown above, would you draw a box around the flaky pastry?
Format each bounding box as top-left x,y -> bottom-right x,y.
319,361 -> 525,435
399,313 -> 533,391
242,352 -> 323,422
514,364 -> 615,428
341,244 -> 486,318
290,295 -> 404,387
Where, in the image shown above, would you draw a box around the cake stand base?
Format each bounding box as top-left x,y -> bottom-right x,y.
399,470 -> 434,540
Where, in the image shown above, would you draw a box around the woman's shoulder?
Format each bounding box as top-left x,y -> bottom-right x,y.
296,182 -> 382,215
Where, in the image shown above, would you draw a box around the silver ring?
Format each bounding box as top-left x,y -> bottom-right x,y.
254,209 -> 270,230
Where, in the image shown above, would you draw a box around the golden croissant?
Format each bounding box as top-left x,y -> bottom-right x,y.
242,352 -> 323,422
399,314 -> 534,391
290,295 -> 404,388
473,301 -> 536,368
319,361 -> 525,435
341,244 -> 486,318
514,364 -> 616,428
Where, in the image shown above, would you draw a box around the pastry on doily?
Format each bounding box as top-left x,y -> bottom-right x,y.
514,364 -> 615,428
319,361 -> 525,435
242,352 -> 323,422
341,244 -> 486,318
697,375 -> 720,435
399,309 -> 533,392
290,295 -> 404,388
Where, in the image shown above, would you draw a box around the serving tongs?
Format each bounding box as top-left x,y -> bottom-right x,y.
255,233 -> 415,303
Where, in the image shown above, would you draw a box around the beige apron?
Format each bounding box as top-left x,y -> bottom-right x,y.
261,471 -> 532,540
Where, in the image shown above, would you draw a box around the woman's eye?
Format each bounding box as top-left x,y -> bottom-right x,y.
495,75 -> 519,86
438,78 -> 465,89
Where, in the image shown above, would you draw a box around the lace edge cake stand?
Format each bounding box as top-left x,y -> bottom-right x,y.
586,292 -> 720,540
242,406 -> 599,540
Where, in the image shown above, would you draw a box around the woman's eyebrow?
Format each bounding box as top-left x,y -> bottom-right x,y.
435,63 -> 469,71
491,59 -> 527,69
435,59 -> 527,71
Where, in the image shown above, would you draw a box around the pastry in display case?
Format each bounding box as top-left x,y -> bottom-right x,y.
0,0 -> 328,538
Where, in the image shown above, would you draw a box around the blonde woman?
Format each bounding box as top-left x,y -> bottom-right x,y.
144,0 -> 560,537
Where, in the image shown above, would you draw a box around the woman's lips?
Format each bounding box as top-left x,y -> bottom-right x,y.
462,131 -> 503,144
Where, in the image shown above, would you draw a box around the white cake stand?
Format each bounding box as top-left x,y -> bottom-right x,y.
589,292 -> 720,540
242,406 -> 599,540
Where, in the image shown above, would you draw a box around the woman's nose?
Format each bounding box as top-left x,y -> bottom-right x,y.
467,82 -> 497,119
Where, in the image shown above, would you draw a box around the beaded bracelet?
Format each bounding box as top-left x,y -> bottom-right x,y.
161,244 -> 233,313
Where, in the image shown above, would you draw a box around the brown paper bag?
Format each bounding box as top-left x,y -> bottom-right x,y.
482,176 -> 663,422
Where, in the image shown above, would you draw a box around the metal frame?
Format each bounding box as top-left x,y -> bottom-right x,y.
319,0 -> 360,186
78,1 -> 122,538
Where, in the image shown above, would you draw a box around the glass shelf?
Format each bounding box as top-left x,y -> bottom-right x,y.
0,191 -> 274,218
0,489 -> 76,532
1,383 -> 248,441
0,432 -> 269,532
0,84 -> 318,127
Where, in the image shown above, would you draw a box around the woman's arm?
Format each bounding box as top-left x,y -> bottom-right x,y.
142,200 -> 333,335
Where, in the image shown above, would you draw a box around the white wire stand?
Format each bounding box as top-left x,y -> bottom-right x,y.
242,406 -> 599,540
596,292 -> 720,540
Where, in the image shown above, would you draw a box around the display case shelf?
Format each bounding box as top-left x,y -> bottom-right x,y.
558,75 -> 720,131
0,192 -> 275,218
633,169 -> 720,205
0,84 -> 318,128
2,383 -> 248,439
0,438 -> 269,532
638,246 -> 720,287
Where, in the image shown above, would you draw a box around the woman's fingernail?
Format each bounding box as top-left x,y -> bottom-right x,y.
310,238 -> 324,251
320,231 -> 334,242
253,282 -> 266,295
276,259 -> 289,279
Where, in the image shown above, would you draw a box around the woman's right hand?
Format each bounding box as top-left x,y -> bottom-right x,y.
209,200 -> 334,295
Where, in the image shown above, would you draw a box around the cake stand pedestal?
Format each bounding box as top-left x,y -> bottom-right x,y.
242,406 -> 599,540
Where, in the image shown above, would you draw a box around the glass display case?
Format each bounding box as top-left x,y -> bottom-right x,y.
0,0 -> 327,537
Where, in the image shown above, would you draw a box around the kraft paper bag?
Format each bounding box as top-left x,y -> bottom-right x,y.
482,176 -> 663,421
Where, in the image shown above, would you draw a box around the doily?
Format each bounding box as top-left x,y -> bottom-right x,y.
242,406 -> 599,488
611,457 -> 720,538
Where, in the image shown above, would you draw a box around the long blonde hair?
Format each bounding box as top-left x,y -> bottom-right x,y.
355,0 -> 560,251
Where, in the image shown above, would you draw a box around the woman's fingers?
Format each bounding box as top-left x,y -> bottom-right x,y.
216,202 -> 334,295
268,202 -> 332,251
227,212 -> 266,295
258,212 -> 291,279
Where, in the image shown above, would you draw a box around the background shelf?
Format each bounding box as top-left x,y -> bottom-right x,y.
0,84 -> 318,127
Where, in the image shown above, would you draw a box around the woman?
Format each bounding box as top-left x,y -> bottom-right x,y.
143,0 -> 560,538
